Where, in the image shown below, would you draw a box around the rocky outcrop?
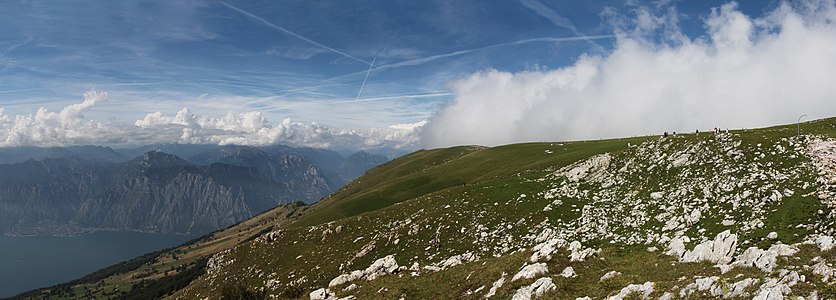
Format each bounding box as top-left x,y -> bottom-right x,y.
731,244 -> 798,272
328,255 -> 399,287
668,230 -> 737,264
512,263 -> 549,281
511,277 -> 555,300
607,282 -> 654,300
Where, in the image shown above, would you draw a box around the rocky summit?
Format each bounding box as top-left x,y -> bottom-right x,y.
17,118 -> 836,299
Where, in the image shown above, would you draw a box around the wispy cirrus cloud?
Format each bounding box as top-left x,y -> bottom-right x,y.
219,1 -> 372,66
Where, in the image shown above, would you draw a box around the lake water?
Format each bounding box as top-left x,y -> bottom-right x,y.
0,231 -> 194,297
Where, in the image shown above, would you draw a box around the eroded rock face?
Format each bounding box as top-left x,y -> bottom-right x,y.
732,244 -> 798,273
680,276 -> 758,298
564,153 -> 612,183
679,230 -> 738,264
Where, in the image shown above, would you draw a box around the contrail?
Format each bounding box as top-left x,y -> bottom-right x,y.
338,92 -> 451,104
356,57 -> 376,100
517,0 -> 606,53
257,92 -> 453,113
375,35 -> 613,72
308,35 -> 615,86
219,1 -> 372,66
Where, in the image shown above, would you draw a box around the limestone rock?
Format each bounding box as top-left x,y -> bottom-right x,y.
484,273 -> 506,298
560,266 -> 576,278
681,230 -> 737,264
599,270 -> 621,282
607,282 -> 654,300
512,263 -> 549,281
328,255 -> 399,287
511,277 -> 556,300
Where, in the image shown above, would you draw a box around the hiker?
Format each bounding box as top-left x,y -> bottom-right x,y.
663,132 -> 668,138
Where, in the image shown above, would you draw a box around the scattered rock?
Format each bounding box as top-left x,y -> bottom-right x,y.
680,230 -> 737,264
309,288 -> 334,300
484,273 -> 506,298
560,266 -> 576,278
328,255 -> 399,287
599,270 -> 621,282
607,282 -> 654,300
512,263 -> 549,281
511,277 -> 556,300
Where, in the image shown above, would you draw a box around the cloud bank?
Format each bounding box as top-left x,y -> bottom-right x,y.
422,1 -> 836,147
0,90 -> 424,150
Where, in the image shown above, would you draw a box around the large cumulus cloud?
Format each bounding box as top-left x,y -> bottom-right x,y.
422,1 -> 836,147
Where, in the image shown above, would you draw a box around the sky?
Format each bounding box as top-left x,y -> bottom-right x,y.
0,0 -> 834,150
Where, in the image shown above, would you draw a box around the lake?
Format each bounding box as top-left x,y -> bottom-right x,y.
0,231 -> 195,297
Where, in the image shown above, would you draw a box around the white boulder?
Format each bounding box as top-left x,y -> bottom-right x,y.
560,266 -> 576,278
511,277 -> 556,300
512,263 -> 549,281
681,230 -> 737,264
607,282 -> 654,300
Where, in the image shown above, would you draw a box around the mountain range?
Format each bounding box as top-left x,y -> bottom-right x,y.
0,144 -> 389,236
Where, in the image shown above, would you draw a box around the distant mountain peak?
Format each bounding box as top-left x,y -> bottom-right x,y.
132,151 -> 192,169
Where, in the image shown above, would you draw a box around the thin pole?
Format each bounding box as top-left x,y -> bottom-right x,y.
797,114 -> 807,136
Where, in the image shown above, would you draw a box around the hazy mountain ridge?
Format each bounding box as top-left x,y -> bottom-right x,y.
0,145 -> 389,236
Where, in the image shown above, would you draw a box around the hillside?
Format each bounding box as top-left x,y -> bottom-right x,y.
16,118 -> 836,299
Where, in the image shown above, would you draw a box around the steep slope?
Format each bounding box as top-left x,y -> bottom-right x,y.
190,146 -> 334,203
337,151 -> 390,182
0,151 -> 288,235
18,118 -> 836,299
0,157 -> 116,235
74,156 -> 283,234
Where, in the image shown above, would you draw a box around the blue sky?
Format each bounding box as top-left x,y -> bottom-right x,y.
0,0 -> 776,129
5,0 -> 835,150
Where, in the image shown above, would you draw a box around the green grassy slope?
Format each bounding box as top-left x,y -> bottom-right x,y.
292,137 -> 653,228
166,118 -> 836,299
16,117 -> 836,300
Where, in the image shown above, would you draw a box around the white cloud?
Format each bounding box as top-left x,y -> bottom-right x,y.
0,90 -> 425,150
133,108 -> 424,150
422,1 -> 836,148
0,90 -> 113,147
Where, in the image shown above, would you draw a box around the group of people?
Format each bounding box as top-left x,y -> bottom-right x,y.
663,127 -> 725,138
